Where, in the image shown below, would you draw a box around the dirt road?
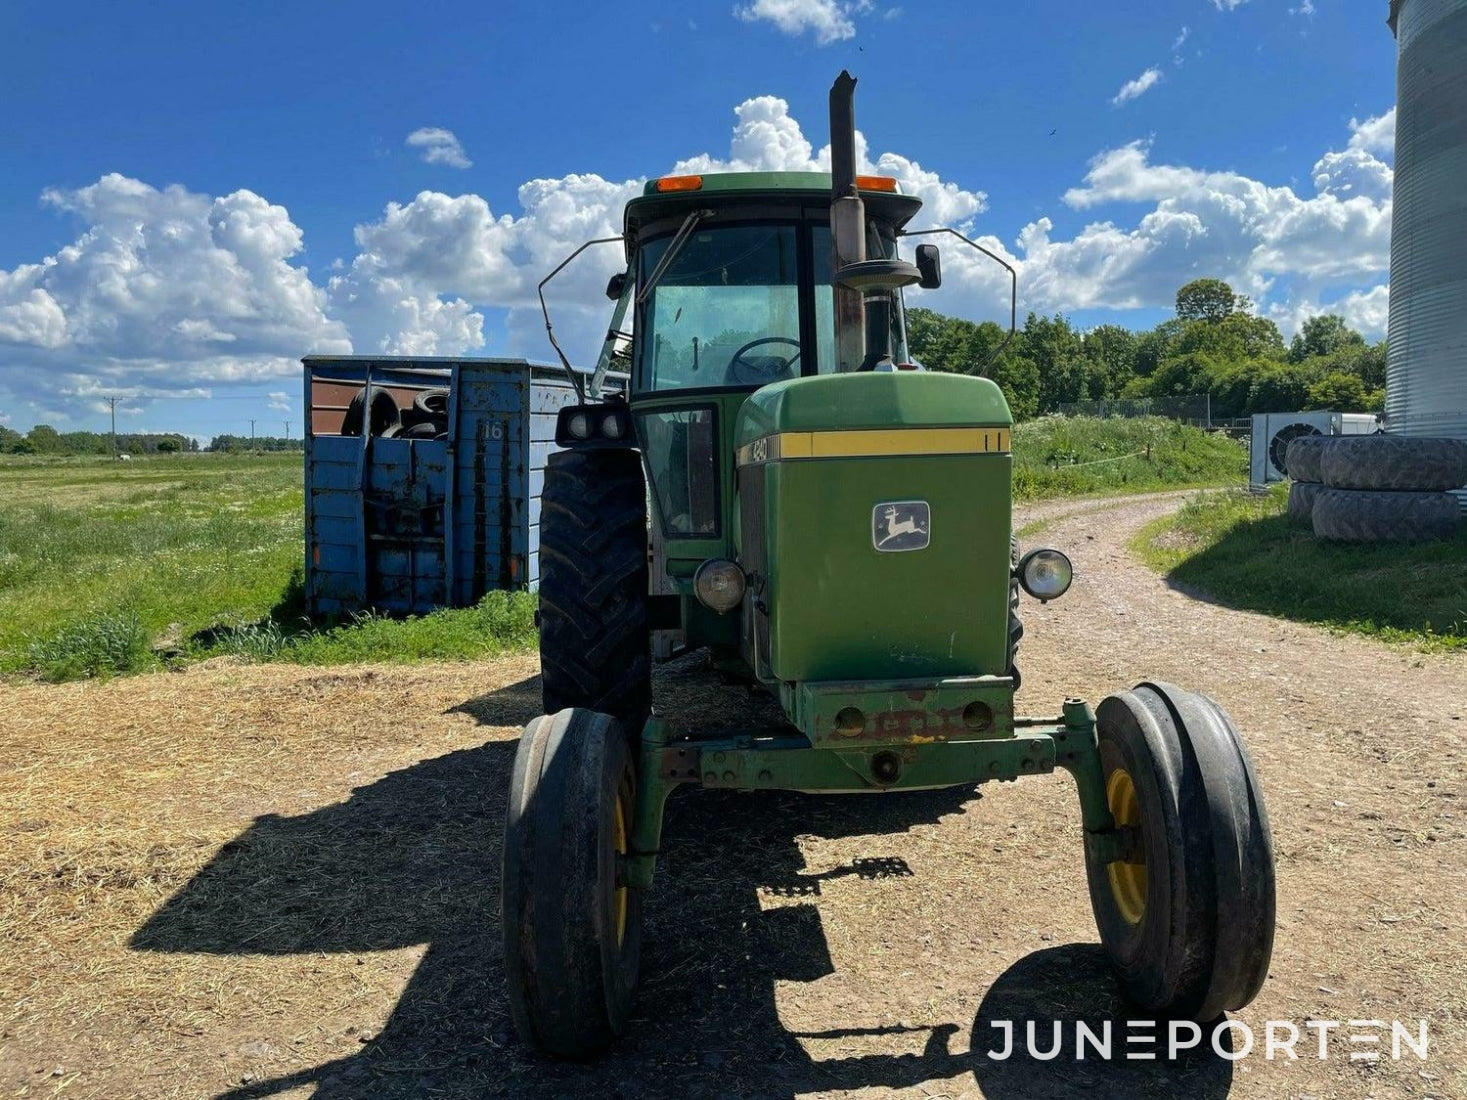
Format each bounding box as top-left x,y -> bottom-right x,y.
2,493 -> 1462,1099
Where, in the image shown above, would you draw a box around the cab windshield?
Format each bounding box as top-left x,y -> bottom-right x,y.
634,219 -> 908,392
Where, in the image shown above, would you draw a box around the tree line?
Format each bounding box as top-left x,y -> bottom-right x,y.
0,425 -> 199,455
906,277 -> 1385,422
0,426 -> 304,456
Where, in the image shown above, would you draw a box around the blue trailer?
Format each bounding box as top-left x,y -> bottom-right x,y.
302,356 -> 581,616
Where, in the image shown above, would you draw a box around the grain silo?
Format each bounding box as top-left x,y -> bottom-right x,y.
1385,0 -> 1467,454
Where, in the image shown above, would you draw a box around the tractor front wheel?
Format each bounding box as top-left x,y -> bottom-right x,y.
1084,682 -> 1275,1021
502,708 -> 642,1058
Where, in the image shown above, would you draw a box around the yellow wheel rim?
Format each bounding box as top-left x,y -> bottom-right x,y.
612,793 -> 629,946
1105,768 -> 1147,926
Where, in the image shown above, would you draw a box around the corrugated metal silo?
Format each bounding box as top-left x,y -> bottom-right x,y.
1386,0 -> 1467,446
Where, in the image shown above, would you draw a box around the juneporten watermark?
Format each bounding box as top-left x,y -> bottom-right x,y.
983,1019 -> 1430,1062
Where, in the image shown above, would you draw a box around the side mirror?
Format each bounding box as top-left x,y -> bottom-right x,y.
605,271 -> 627,300
915,244 -> 941,289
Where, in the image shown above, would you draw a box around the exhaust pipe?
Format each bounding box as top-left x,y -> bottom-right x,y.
828,70 -> 867,371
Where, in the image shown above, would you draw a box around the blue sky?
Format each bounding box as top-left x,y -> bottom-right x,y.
0,0 -> 1398,438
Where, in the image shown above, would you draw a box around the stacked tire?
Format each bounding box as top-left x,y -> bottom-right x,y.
1304,436 -> 1466,543
340,385 -> 452,441
1282,437 -> 1327,526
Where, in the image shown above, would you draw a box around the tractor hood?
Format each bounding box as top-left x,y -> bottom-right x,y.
734,372 -> 1015,685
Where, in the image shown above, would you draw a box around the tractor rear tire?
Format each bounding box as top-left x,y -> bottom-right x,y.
1312,488 -> 1461,542
1283,436 -> 1327,484
1319,435 -> 1467,492
502,708 -> 642,1059
1084,683 -> 1275,1021
1286,481 -> 1321,525
538,449 -> 652,725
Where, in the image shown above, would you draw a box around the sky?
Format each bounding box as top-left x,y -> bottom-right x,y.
0,0 -> 1398,439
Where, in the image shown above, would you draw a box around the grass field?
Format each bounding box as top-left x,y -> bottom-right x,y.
1136,486 -> 1467,651
1011,415 -> 1246,501
0,454 -> 534,681
0,416 -> 1247,682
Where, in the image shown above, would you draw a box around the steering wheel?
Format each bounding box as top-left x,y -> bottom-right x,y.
726,336 -> 802,386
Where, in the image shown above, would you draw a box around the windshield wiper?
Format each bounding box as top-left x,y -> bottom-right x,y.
636,209 -> 714,305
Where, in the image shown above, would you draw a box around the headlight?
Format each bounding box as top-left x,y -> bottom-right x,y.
566,411 -> 593,440
601,410 -> 626,440
1017,548 -> 1073,602
693,559 -> 746,613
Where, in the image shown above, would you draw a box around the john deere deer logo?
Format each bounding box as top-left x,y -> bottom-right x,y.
873,501 -> 931,552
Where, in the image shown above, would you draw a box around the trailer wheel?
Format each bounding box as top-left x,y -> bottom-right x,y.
539,448 -> 651,724
502,708 -> 642,1059
1084,683 -> 1275,1021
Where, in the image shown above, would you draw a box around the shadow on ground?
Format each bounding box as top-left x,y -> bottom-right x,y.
132,673 -> 1235,1100
1158,512 -> 1467,643
185,567 -> 314,652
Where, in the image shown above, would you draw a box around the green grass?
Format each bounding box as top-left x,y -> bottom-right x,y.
1135,486 -> 1467,651
0,454 -> 536,680
1012,416 -> 1246,502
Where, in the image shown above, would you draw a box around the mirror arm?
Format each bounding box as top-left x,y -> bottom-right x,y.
537,235 -> 625,402
589,277 -> 634,399
901,227 -> 1018,377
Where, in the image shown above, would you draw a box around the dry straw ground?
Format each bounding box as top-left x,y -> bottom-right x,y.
2,494 -> 1463,1099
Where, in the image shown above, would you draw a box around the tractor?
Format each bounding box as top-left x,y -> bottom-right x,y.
502,72 -> 1276,1059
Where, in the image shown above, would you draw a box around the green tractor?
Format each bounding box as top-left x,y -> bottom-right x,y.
503,72 -> 1275,1059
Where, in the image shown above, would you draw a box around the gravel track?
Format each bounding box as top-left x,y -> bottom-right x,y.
2,493 -> 1463,1100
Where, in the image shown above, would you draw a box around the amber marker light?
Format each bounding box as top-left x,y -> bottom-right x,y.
855,175 -> 899,191
654,175 -> 704,192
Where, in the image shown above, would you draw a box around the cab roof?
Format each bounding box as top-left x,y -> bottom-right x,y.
623,171 -> 923,236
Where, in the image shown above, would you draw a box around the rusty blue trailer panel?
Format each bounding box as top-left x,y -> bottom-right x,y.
302,356 -> 580,616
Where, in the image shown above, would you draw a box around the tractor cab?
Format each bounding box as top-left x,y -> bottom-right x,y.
621,173 -> 924,392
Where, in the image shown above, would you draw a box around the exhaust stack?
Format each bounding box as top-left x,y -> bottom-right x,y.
829,71 -> 867,372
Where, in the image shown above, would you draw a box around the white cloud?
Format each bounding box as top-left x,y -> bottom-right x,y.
1172,26 -> 1190,52
1112,68 -> 1162,106
1267,284 -> 1389,339
405,127 -> 472,170
980,120 -> 1393,335
1311,147 -> 1393,201
0,174 -> 350,415
1290,0 -> 1316,14
734,0 -> 864,45
267,391 -> 290,411
1348,107 -> 1395,155
1212,0 -> 1249,10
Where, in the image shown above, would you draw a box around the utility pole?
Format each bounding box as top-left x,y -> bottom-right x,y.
249,419 -> 256,453
107,396 -> 118,457
284,420 -> 291,447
